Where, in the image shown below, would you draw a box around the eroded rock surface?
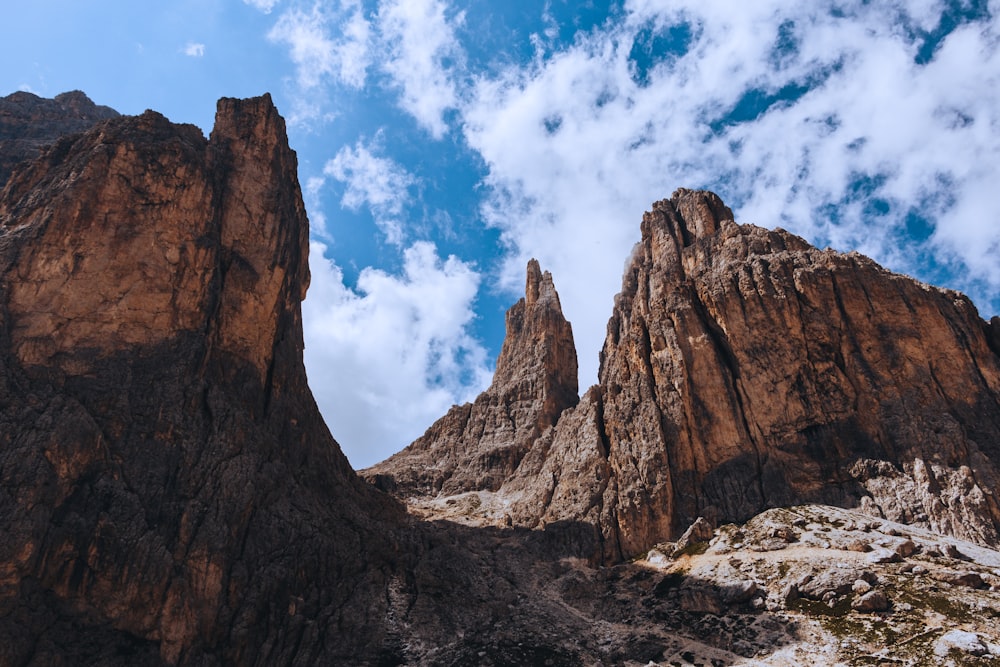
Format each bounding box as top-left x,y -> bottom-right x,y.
596,189 -> 1000,554
372,188 -> 1000,561
0,94 -> 405,665
365,258 -> 579,495
0,90 -> 119,188
5,91 -> 1000,666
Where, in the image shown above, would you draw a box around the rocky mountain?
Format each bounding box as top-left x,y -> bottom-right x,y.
368,258 -> 579,496
3,91 -> 1000,666
369,189 -> 1000,563
0,90 -> 119,188
0,93 -> 414,665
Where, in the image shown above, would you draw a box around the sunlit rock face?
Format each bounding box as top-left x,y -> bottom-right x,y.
593,189 -> 1000,556
372,188 -> 1000,562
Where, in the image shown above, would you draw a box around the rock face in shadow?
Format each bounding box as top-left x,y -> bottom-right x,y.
365,258 -> 579,496
372,188 -> 1000,562
0,90 -> 119,188
0,94 -> 406,665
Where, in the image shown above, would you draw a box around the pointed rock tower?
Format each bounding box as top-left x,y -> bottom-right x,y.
364,259 -> 579,496
371,188 -> 1000,562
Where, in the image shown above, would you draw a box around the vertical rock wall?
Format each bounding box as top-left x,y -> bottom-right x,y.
374,188 -> 1000,562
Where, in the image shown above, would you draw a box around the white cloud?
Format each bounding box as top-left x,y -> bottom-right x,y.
377,0 -> 463,138
183,42 -> 205,57
269,1 -> 371,91
303,241 -> 491,468
243,0 -> 281,14
462,1 -> 1000,388
323,138 -> 416,245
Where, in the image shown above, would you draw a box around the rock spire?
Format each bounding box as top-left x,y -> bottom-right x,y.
365,258 -> 579,495
371,188 -> 1000,562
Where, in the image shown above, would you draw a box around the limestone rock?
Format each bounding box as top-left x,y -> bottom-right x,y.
935,630 -> 990,658
851,589 -> 890,612
594,188 -> 1000,555
0,94 -> 406,665
0,90 -> 119,188
364,258 -> 579,496
380,189 -> 1000,561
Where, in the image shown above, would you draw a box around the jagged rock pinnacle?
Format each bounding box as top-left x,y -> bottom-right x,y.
373,189 -> 1000,563
364,259 -> 579,495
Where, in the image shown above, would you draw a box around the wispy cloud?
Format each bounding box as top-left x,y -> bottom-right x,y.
303,241 -> 491,466
243,0 -> 281,13
323,137 -> 416,246
182,42 -> 205,57
268,1 -> 371,91
376,0 -> 464,138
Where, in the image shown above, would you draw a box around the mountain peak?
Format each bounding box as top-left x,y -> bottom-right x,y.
365,258 -> 578,495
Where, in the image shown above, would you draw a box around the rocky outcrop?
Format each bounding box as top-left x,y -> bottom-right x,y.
594,189 -> 1000,555
0,93 -> 641,667
365,258 -> 578,495
0,90 -> 119,188
373,188 -> 1000,562
0,94 -> 407,665
5,89 -> 1000,664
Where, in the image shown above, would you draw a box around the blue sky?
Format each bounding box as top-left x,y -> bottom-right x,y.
4,0 -> 999,468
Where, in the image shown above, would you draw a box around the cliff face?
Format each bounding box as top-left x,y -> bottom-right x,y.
595,190 -> 1000,555
0,95 -> 403,665
0,90 -> 119,188
375,189 -> 1000,562
5,90 -> 1000,665
365,258 -> 579,495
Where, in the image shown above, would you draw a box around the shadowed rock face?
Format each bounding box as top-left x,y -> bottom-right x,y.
0,90 -> 119,188
0,94 -> 406,665
372,188 -> 1000,562
365,258 -> 579,496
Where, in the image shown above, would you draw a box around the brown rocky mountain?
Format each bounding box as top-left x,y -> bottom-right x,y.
3,92 -> 1000,665
0,90 -> 119,188
370,189 -> 1000,563
368,258 -> 578,496
0,93 -> 414,665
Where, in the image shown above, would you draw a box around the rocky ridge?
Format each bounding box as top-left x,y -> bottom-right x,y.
3,91 -> 1000,666
369,189 -> 1000,563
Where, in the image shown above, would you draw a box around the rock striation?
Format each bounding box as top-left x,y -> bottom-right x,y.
372,188 -> 1000,562
366,258 -> 579,496
594,189 -> 1000,555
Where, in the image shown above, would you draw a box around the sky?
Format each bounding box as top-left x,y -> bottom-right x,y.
3,0 -> 999,468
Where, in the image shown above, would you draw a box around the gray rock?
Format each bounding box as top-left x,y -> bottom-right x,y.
934,630 -> 989,658
851,589 -> 890,612
866,547 -> 903,564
